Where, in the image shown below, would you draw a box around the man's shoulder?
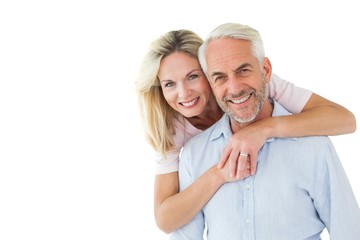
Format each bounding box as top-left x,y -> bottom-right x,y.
278,135 -> 333,147
296,135 -> 332,145
275,135 -> 335,158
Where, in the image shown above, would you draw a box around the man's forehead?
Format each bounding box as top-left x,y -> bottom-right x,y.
205,39 -> 254,73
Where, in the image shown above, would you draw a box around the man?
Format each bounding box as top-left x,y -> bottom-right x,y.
170,23 -> 360,239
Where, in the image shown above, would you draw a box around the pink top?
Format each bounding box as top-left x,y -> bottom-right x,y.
154,73 -> 312,174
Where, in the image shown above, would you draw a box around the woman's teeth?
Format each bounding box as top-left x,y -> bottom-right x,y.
181,97 -> 199,107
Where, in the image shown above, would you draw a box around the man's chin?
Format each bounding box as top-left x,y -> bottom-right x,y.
228,109 -> 255,123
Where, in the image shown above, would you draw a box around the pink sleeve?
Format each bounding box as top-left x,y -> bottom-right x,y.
154,118 -> 184,175
154,116 -> 203,175
154,150 -> 180,175
268,73 -> 312,114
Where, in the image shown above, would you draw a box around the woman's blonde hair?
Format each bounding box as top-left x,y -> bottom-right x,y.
135,30 -> 203,154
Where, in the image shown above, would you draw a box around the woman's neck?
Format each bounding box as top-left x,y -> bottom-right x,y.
186,96 -> 223,130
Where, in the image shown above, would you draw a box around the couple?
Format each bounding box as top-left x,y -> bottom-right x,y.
136,23 -> 360,239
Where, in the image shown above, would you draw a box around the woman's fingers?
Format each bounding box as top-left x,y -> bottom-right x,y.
250,153 -> 258,175
219,138 -> 259,180
218,146 -> 231,169
228,149 -> 241,178
236,153 -> 250,179
220,147 -> 254,179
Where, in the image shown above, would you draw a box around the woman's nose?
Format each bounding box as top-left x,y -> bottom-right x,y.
177,83 -> 191,99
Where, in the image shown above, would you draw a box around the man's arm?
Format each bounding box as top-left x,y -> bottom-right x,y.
313,138 -> 360,239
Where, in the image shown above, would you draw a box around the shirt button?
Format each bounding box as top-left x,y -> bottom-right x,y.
245,184 -> 251,190
245,218 -> 251,224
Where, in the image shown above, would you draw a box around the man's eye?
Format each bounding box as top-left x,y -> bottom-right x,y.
238,68 -> 251,75
214,76 -> 224,82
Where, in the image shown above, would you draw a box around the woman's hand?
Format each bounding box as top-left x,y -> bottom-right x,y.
217,157 -> 251,182
218,121 -> 268,179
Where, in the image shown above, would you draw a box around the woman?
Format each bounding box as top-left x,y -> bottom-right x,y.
135,30 -> 356,233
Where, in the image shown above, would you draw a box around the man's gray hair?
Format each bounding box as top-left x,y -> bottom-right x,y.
198,23 -> 265,77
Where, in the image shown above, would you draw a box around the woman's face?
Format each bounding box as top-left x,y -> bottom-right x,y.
158,52 -> 212,118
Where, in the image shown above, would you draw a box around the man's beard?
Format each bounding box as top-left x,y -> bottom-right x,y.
216,75 -> 268,124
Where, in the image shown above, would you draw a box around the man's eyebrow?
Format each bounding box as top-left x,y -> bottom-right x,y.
210,63 -> 254,78
210,71 -> 223,78
234,63 -> 253,72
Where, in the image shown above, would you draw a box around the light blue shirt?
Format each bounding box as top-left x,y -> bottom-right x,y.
170,101 -> 360,240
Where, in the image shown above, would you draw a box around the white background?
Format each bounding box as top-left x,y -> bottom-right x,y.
0,1 -> 359,239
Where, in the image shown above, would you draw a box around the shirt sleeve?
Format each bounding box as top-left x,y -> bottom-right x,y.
312,139 -> 360,239
154,150 -> 179,175
170,147 -> 205,239
268,73 -> 312,114
154,117 -> 187,175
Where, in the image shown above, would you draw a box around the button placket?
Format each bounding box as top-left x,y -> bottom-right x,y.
243,176 -> 255,239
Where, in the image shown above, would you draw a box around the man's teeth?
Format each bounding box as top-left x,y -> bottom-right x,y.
182,98 -> 198,107
231,94 -> 250,104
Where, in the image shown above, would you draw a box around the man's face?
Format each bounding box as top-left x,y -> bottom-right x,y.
205,38 -> 271,124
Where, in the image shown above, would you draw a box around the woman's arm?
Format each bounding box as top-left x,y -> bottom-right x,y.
218,92 -> 356,178
154,163 -> 249,233
154,169 -> 221,234
285,93 -> 356,135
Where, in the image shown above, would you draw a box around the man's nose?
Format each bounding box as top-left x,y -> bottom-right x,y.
228,74 -> 242,92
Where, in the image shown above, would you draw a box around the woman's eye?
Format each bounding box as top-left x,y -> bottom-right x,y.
189,74 -> 198,80
164,82 -> 174,88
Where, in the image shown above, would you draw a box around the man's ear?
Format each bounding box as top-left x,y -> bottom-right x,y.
262,57 -> 272,83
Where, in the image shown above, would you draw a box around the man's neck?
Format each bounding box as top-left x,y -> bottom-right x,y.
230,100 -> 274,133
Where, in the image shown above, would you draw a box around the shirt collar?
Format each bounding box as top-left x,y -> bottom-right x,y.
209,100 -> 297,142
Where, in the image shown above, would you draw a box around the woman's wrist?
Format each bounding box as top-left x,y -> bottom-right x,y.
255,116 -> 277,139
208,165 -> 227,186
